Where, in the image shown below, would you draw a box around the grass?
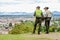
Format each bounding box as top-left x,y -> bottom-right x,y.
0,34 -> 53,40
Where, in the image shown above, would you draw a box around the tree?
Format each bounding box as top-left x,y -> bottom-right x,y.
9,23 -> 12,27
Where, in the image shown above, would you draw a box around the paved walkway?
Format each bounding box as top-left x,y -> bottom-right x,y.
23,32 -> 60,40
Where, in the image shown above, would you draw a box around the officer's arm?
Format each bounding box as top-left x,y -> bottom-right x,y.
41,12 -> 44,17
34,11 -> 36,16
41,12 -> 45,21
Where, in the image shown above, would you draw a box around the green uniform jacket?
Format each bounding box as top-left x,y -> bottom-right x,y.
34,9 -> 43,17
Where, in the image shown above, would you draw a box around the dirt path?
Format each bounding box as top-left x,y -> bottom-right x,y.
23,32 -> 60,40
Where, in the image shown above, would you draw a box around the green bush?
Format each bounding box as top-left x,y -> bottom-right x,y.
41,26 -> 46,32
49,26 -> 57,32
57,27 -> 60,32
9,21 -> 33,34
9,20 -> 60,34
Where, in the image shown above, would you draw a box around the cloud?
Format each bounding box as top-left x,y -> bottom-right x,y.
40,0 -> 59,3
0,3 -> 60,12
0,0 -> 38,4
0,0 -> 60,12
0,0 -> 60,4
0,4 -> 36,12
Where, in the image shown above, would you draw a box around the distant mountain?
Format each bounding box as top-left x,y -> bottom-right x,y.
0,11 -> 60,16
53,11 -> 60,16
0,12 -> 34,15
0,12 -> 34,18
0,11 -> 60,18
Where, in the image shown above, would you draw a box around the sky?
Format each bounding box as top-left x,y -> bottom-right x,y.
0,0 -> 60,12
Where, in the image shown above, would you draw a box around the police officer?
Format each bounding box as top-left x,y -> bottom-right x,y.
33,6 -> 43,34
44,7 -> 52,34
